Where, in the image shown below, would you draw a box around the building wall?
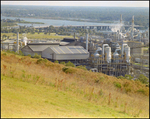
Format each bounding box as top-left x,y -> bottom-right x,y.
127,41 -> 144,55
21,45 -> 43,56
42,47 -> 54,59
54,53 -> 89,60
42,47 -> 89,60
118,41 -> 144,55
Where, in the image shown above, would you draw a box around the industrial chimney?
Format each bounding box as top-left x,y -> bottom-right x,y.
120,14 -> 122,32
120,14 -> 122,25
16,32 -> 19,53
131,16 -> 134,40
86,31 -> 88,51
74,32 -> 75,39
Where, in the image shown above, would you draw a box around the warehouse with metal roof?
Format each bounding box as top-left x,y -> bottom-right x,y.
21,43 -> 59,56
42,46 -> 89,61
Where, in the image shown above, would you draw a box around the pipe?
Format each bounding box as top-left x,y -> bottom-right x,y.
102,44 -> 109,59
121,43 -> 128,57
86,33 -> 88,51
114,48 -> 121,54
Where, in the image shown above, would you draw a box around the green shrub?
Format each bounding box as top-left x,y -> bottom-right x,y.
99,76 -> 104,80
36,58 -> 43,64
125,87 -> 131,93
137,89 -> 145,94
33,53 -> 41,59
123,82 -> 130,87
65,61 -> 75,67
124,74 -> 133,80
54,60 -> 59,63
43,58 -> 48,63
76,65 -> 87,70
137,74 -> 148,84
60,61 -> 66,65
117,76 -> 126,79
62,67 -> 76,74
2,53 -> 7,55
113,82 -> 121,88
6,50 -> 11,53
19,50 -> 24,56
27,54 -> 31,57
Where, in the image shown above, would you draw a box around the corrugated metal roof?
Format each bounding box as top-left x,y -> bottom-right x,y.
50,46 -> 88,54
28,45 -> 58,51
27,43 -> 60,45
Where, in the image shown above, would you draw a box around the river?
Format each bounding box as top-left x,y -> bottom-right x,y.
1,16 -> 118,27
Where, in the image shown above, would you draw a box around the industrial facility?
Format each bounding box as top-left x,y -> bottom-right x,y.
1,14 -> 149,79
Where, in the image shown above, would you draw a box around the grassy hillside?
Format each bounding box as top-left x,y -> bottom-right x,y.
1,51 -> 149,118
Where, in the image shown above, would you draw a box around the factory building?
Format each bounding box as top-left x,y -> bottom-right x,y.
60,38 -> 77,46
42,46 -> 89,61
21,43 -> 59,56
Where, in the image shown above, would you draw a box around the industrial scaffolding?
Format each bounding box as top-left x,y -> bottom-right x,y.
89,53 -> 131,77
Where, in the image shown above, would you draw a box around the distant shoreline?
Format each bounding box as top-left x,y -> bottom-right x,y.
1,15 -> 115,24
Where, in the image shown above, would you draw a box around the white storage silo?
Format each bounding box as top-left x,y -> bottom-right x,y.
105,47 -> 111,63
124,46 -> 130,63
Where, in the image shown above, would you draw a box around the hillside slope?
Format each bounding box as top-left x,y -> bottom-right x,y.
1,51 -> 149,117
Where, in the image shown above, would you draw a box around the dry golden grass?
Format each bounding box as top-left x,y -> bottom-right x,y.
1,51 -> 149,117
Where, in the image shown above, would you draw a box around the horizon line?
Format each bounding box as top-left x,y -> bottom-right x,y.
1,5 -> 149,8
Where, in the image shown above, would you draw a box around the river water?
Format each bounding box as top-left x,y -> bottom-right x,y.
1,16 -> 118,27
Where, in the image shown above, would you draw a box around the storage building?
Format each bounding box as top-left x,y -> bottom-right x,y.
42,46 -> 89,61
21,43 -> 59,56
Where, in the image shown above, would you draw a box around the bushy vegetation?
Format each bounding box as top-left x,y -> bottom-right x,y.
76,65 -> 87,71
113,82 -> 122,88
54,60 -> 59,63
60,61 -> 66,65
19,50 -> 24,56
117,75 -> 133,80
136,74 -> 149,84
62,67 -> 76,74
65,61 -> 75,67
33,53 -> 41,59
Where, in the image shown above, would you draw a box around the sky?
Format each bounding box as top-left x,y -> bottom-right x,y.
1,1 -> 149,7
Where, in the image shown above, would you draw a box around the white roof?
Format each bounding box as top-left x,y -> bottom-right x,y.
50,46 -> 88,54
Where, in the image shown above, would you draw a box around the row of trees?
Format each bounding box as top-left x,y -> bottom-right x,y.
1,24 -> 95,37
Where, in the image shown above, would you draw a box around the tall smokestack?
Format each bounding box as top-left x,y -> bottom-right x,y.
120,14 -> 122,33
16,32 -> 19,53
132,16 -> 134,40
120,14 -> 122,25
86,31 -> 88,51
74,32 -> 75,39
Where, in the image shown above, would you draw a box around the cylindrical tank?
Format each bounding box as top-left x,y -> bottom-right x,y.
105,47 -> 111,63
124,46 -> 130,63
96,47 -> 102,55
96,47 -> 102,52
94,51 -> 100,58
113,50 -> 119,63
